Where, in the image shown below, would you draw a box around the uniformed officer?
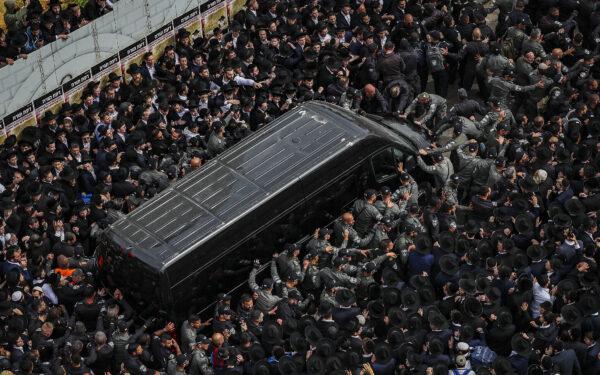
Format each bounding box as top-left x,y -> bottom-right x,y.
487,67 -> 543,108
401,92 -> 448,132
416,151 -> 454,189
189,335 -> 212,375
352,189 -> 384,236
392,172 -> 419,208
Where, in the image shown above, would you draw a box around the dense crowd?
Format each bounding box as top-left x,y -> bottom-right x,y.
2,0 -> 600,374
1,0 -> 116,66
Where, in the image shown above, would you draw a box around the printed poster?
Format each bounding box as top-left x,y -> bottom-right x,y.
146,23 -> 175,62
0,119 -> 5,143
3,103 -> 36,138
173,8 -> 202,40
227,0 -> 245,23
201,0 -> 229,37
91,53 -> 121,87
62,69 -> 92,105
33,87 -> 64,123
119,39 -> 148,80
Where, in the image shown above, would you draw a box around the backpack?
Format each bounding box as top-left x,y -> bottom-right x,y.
470,345 -> 497,366
427,44 -> 445,72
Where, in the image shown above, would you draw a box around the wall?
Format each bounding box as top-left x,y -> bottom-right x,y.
0,0 -> 227,130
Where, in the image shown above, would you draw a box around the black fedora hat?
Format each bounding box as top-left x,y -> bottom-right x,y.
304,325 -> 323,347
387,306 -> 406,326
290,332 -> 308,353
374,343 -> 392,363
519,175 -> 539,193
409,275 -> 431,290
400,288 -> 420,311
126,63 -> 141,75
316,338 -> 336,358
335,288 -> 356,307
306,354 -> 326,374
439,254 -> 459,275
462,297 -> 483,318
278,355 -> 299,374
367,282 -> 381,300
438,231 -> 455,253
526,245 -> 545,262
564,198 -> 585,216
561,304 -> 583,326
547,201 -> 566,218
512,198 -> 530,213
476,275 -> 491,292
553,213 -> 572,228
428,311 -> 448,329
497,308 -> 513,327
516,275 -> 533,291
368,300 -> 385,319
326,355 -> 345,371
253,359 -> 271,375
556,278 -> 578,296
476,239 -> 494,259
511,334 -> 532,356
579,294 -> 599,316
415,234 -> 432,254
515,214 -> 534,234
249,343 -> 266,362
419,286 -> 436,305
262,322 -> 283,345
458,278 -> 477,295
387,327 -> 405,349
381,287 -> 401,307
584,177 -> 600,193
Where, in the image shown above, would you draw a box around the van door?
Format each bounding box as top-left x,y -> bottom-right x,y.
369,147 -> 407,188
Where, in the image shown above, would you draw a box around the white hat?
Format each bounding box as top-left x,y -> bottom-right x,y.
11,291 -> 23,302
457,342 -> 470,351
33,286 -> 44,293
356,315 -> 366,326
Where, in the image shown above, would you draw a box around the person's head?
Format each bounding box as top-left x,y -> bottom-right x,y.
212,333 -> 224,347
189,314 -> 202,329
240,294 -> 253,310
363,84 -> 377,98
418,92 -> 430,105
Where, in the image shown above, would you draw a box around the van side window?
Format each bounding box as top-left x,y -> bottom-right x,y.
371,147 -> 405,184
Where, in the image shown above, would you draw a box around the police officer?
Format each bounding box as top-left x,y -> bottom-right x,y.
401,92 -> 448,132
189,335 -> 212,375
416,151 -> 455,189
352,189 -> 384,236
392,172 -> 419,208
488,67 -> 543,108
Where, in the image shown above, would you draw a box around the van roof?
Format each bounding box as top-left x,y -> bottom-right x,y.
106,101 -> 427,269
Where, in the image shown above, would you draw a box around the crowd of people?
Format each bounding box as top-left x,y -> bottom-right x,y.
1,0 -> 115,66
1,0 -> 600,374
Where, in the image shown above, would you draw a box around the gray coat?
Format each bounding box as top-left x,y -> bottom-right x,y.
249,266 -> 287,313
416,155 -> 454,188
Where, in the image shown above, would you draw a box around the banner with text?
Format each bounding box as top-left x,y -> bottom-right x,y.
62,70 -> 92,104
91,53 -> 121,87
227,0 -> 245,23
174,8 -> 202,40
147,23 -> 176,64
201,0 -> 229,37
3,103 -> 36,138
119,39 -> 148,80
33,87 -> 64,122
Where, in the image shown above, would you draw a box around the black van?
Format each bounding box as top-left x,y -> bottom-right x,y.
96,101 -> 429,319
